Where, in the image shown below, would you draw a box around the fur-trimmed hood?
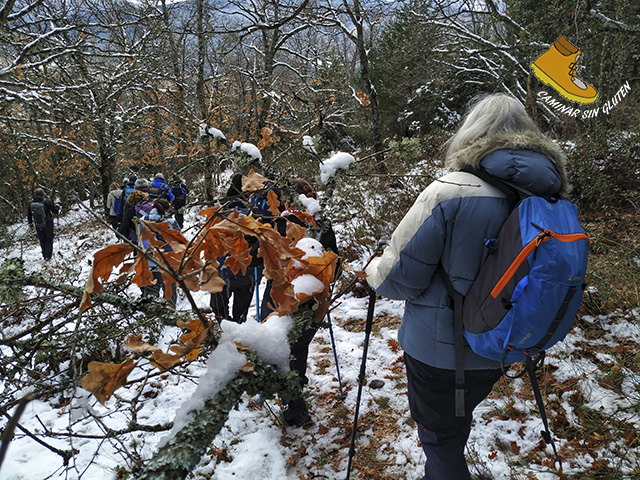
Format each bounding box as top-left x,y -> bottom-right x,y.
446,132 -> 571,199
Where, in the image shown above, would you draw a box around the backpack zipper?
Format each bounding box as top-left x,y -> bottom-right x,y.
490,229 -> 589,299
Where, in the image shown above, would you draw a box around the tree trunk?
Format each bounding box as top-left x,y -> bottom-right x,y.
196,0 -> 214,202
348,0 -> 385,170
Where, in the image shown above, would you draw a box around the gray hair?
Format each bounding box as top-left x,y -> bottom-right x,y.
445,93 -> 542,170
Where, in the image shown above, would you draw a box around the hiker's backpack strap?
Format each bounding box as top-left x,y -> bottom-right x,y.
461,167 -> 528,211
438,263 -> 466,418
526,354 -> 562,471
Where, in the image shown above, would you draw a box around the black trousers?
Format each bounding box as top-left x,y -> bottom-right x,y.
404,353 -> 503,480
175,211 -> 184,229
210,282 -> 254,323
291,323 -> 320,386
36,221 -> 55,260
141,270 -> 177,307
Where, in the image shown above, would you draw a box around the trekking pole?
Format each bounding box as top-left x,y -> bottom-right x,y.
57,211 -> 61,252
346,286 -> 377,480
254,267 -> 261,322
255,266 -> 263,408
326,311 -> 345,400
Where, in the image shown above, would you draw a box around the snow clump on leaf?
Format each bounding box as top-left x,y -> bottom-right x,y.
292,274 -> 325,299
298,194 -> 321,216
295,238 -> 324,259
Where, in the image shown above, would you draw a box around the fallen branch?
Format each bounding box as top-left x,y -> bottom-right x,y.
132,352 -> 300,480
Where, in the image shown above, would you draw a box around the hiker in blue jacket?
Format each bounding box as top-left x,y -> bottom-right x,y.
28,187 -> 60,261
365,93 -> 571,480
118,175 -> 136,223
170,178 -> 189,229
149,173 -> 175,202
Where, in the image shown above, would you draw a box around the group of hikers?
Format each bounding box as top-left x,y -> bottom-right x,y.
26,92 -> 585,479
28,168 -> 336,427
111,170 -> 337,427
108,173 -> 189,234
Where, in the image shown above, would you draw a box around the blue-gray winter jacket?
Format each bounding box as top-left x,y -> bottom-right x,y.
365,146 -> 565,370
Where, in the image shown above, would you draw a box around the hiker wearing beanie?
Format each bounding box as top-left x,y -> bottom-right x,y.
134,177 -> 150,192
28,187 -> 60,261
365,93 -> 572,480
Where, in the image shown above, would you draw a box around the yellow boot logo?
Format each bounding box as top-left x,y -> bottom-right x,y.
531,36 -> 598,104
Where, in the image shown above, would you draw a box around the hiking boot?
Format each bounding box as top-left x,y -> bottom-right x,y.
531,35 -> 598,104
283,398 -> 313,427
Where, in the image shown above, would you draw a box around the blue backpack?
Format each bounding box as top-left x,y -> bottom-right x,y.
449,169 -> 590,364
122,184 -> 135,203
113,195 -> 122,216
442,168 -> 590,466
461,195 -> 589,363
250,184 -> 281,218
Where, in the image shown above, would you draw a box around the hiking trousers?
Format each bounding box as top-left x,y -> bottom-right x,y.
404,353 -> 502,480
210,282 -> 254,323
36,221 -> 55,260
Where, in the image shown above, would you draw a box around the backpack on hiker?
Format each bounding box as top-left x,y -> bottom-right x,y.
250,184 -> 281,219
122,184 -> 135,204
134,200 -> 154,218
30,201 -> 47,228
441,167 -> 590,467
149,178 -> 174,202
113,195 -> 122,216
171,184 -> 188,207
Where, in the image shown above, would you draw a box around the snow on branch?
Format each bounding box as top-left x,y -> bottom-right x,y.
232,141 -> 262,161
320,151 -> 355,183
589,9 -> 640,33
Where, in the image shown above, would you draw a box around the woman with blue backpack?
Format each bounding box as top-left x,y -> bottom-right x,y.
365,93 -> 575,480
106,182 -> 122,233
170,178 -> 189,229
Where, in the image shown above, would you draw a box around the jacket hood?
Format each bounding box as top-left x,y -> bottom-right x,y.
480,149 -> 562,198
447,132 -> 571,199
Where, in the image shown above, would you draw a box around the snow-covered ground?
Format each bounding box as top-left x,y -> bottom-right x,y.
2,203 -> 640,479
